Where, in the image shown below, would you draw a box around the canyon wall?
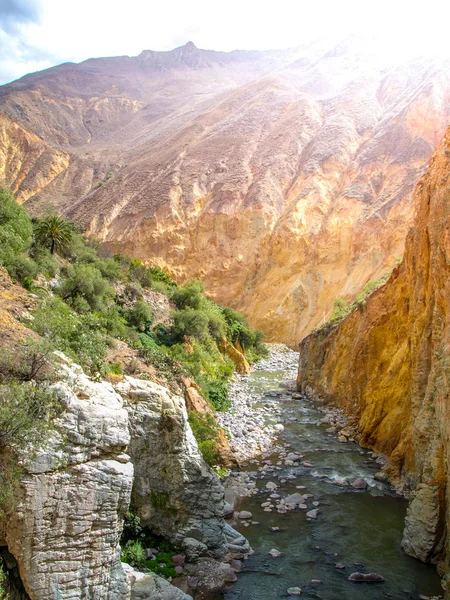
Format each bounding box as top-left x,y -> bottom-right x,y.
1,42 -> 450,344
297,127 -> 450,588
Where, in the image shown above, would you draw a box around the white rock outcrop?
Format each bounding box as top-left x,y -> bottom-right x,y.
117,376 -> 250,560
4,355 -> 134,600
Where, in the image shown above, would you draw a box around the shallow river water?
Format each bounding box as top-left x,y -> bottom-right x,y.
224,361 -> 443,600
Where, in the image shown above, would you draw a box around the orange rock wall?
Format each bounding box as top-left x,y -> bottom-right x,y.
297,128 -> 450,587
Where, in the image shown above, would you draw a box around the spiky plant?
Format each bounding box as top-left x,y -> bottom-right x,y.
34,215 -> 73,255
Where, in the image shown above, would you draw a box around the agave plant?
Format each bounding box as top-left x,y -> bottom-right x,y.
34,215 -> 73,254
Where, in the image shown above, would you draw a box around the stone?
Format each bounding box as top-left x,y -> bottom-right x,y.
284,493 -> 305,506
230,559 -> 242,572
352,478 -> 368,490
268,548 -> 282,558
348,572 -> 385,583
306,509 -> 319,519
171,555 -> 185,566
238,511 -> 253,519
124,565 -> 193,600
287,587 -> 302,595
266,481 -> 277,490
335,563 -> 345,569
187,576 -> 199,589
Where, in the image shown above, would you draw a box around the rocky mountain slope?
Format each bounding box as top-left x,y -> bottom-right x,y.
1,40 -> 450,344
0,270 -> 250,599
297,127 -> 450,590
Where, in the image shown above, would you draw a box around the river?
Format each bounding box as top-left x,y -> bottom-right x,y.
221,347 -> 443,600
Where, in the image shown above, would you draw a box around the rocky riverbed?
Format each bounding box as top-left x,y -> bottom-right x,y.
216,345 -> 299,462
216,346 -> 443,600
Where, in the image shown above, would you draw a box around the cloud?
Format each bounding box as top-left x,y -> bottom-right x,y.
1,0 -> 450,86
0,0 -> 58,85
0,0 -> 41,33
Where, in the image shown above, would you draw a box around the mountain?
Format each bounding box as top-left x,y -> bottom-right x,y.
1,40 -> 450,345
298,127 -> 450,588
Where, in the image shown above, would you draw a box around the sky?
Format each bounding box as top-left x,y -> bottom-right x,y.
1,0 -> 450,84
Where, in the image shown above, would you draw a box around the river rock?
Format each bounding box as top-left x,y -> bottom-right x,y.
352,478 -> 368,490
266,481 -> 277,490
287,587 -> 302,595
284,493 -> 305,506
124,565 -> 193,599
306,509 -> 319,519
348,572 -> 385,582
238,510 -> 253,519
268,548 -> 282,557
230,559 -> 242,572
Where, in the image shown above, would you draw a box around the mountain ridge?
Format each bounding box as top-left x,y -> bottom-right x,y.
1,41 -> 450,344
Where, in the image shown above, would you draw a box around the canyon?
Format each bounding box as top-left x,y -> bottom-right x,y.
1,40 -> 450,344
297,126 -> 450,593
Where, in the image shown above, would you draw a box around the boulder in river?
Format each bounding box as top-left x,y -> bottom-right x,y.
306,509 -> 319,519
238,511 -> 252,519
348,572 -> 385,583
284,493 -> 305,506
287,587 -> 302,595
268,548 -> 282,557
352,478 -> 368,490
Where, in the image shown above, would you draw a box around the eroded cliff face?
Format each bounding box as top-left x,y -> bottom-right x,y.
117,376 -> 250,561
1,42 -> 450,345
3,354 -> 134,600
297,127 -> 450,587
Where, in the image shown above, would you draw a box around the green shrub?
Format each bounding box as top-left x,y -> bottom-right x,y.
0,559 -> 7,599
201,379 -> 230,411
5,255 -> 38,284
121,540 -> 146,568
126,300 -> 153,332
188,411 -> 221,466
128,259 -> 152,288
27,297 -> 107,373
0,382 -> 61,518
0,339 -> 55,384
106,362 -> 122,375
121,511 -> 143,545
149,266 -> 175,287
172,308 -> 209,342
172,279 -> 204,310
0,188 -> 33,275
57,264 -> 115,312
31,247 -> 58,278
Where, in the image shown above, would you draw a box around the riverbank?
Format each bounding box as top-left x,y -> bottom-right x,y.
217,346 -> 443,600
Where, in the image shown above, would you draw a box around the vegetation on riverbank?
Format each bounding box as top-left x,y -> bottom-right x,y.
0,187 -> 267,466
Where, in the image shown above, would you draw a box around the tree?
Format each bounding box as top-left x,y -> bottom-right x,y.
172,280 -> 204,310
126,300 -> 153,331
0,188 -> 33,266
34,215 -> 73,255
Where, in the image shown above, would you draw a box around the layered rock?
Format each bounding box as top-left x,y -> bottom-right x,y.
297,127 -> 450,587
3,354 -> 134,600
117,376 -> 250,560
2,41 -> 450,344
